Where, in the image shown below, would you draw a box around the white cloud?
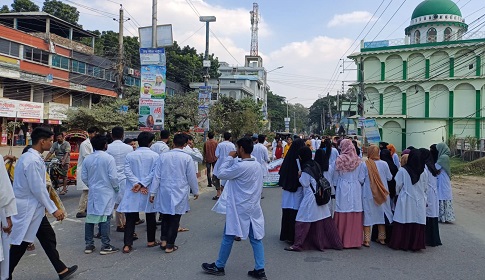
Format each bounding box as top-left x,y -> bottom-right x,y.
327,11 -> 375,27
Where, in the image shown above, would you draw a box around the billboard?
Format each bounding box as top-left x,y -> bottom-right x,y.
362,118 -> 381,145
140,65 -> 166,99
195,86 -> 212,133
138,25 -> 174,48
138,99 -> 164,131
140,48 -> 166,66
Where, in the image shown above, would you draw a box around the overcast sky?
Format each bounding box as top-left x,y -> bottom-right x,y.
31,0 -> 485,107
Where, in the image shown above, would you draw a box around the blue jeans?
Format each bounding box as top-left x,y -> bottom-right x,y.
85,216 -> 111,249
215,223 -> 265,270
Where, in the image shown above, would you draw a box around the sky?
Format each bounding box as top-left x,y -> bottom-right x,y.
29,0 -> 485,107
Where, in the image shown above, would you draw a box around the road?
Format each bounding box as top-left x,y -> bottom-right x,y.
8,183 -> 485,280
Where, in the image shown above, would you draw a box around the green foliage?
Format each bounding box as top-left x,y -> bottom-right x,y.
308,95 -> 339,134
164,92 -> 199,133
10,0 -> 39,12
209,96 -> 263,140
0,5 -> 10,13
266,91 -> 286,131
450,157 -> 485,177
42,0 -> 79,26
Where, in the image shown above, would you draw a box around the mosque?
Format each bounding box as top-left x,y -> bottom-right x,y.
349,0 -> 485,151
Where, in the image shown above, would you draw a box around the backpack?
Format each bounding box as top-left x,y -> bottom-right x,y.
303,163 -> 331,206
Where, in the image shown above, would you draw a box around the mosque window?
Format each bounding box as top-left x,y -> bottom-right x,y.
415,30 -> 421,44
427,28 -> 437,43
444,27 -> 452,41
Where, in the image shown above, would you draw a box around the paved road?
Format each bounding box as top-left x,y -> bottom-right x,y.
9,186 -> 485,280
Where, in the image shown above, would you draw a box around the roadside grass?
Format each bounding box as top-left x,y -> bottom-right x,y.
450,157 -> 485,177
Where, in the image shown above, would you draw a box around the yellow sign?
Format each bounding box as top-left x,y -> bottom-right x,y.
0,55 -> 20,68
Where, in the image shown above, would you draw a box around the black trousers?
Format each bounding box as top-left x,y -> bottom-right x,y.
9,216 -> 67,278
124,212 -> 157,246
160,214 -> 181,248
280,209 -> 298,243
206,162 -> 216,186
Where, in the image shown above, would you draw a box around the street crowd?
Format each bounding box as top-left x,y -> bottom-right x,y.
0,127 -> 456,280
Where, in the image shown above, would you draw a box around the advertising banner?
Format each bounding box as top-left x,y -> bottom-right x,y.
17,101 -> 44,120
138,99 -> 164,131
363,118 -> 381,145
263,159 -> 284,187
0,99 -> 17,118
140,48 -> 166,66
195,86 -> 211,133
140,65 -> 166,99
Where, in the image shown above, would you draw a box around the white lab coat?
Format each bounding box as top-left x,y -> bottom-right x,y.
362,160 -> 393,226
436,163 -> 453,201
329,148 -> 339,166
251,143 -> 269,165
118,148 -> 159,213
76,138 -> 93,191
392,153 -> 401,169
393,168 -> 428,225
151,141 -> 170,155
296,172 -> 331,222
0,156 -> 17,264
213,141 -> 236,186
425,167 -> 439,218
106,140 -> 134,204
183,145 -> 203,173
150,149 -> 199,215
81,151 -> 119,216
281,188 -> 303,210
10,149 -> 57,245
218,157 -> 265,240
332,162 -> 366,213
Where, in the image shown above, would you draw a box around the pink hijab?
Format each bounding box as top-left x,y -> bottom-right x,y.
335,139 -> 362,172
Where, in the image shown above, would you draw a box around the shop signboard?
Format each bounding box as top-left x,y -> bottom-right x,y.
0,99 -> 17,118
17,101 -> 44,121
46,102 -> 69,120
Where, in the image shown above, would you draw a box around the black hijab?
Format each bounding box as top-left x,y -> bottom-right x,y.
379,142 -> 389,151
314,138 -> 331,172
419,148 -> 439,177
352,140 -> 361,156
278,139 -> 305,192
403,149 -> 425,185
430,144 -> 438,163
380,149 -> 398,176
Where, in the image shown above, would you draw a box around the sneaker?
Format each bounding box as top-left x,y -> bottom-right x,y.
59,265 -> 78,280
201,262 -> 225,276
84,245 -> 95,254
75,212 -> 86,218
100,245 -> 119,255
248,269 -> 267,280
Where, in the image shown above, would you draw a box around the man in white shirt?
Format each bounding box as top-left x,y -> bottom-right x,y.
150,134 -> 199,253
251,135 -> 270,165
82,135 -> 120,255
76,127 -> 99,218
202,137 -> 267,279
183,134 -> 203,176
106,127 -> 134,233
151,129 -> 170,155
9,128 -> 77,280
212,132 -> 236,200
0,154 -> 17,280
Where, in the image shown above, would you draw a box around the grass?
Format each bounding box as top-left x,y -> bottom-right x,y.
450,157 -> 485,177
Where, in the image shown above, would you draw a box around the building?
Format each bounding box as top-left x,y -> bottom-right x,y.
190,55 -> 270,118
348,0 -> 485,151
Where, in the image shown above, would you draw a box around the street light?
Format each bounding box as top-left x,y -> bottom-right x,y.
286,97 -> 297,118
285,97 -> 297,132
262,66 -> 284,121
199,16 -> 216,141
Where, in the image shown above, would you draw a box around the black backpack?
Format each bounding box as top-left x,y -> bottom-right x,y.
303,163 -> 331,206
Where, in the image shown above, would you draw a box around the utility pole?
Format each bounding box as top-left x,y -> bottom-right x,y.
116,5 -> 124,98
321,104 -> 325,134
293,111 -> 296,133
152,0 -> 157,48
358,56 -> 366,148
327,92 -> 332,128
199,16 -> 216,141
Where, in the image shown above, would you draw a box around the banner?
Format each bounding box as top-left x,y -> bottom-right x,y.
140,65 -> 166,99
138,99 -> 164,131
362,118 -> 381,145
195,86 -> 211,133
140,48 -> 166,66
263,158 -> 284,187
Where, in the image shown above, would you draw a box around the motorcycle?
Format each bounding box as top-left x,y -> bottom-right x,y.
45,158 -> 66,190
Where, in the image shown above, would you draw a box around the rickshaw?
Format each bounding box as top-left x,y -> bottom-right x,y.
64,129 -> 88,185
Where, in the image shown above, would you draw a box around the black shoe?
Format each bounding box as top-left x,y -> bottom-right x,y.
248,269 -> 267,280
84,245 -> 95,254
202,262 -> 225,276
59,265 -> 78,280
116,226 -> 125,232
234,236 -> 242,241
75,212 -> 86,218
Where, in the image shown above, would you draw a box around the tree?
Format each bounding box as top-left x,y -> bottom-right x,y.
10,0 -> 39,12
209,96 -> 263,139
308,95 -> 339,135
0,5 -> 10,13
42,0 -> 79,26
266,91 -> 286,132
164,92 -> 199,133
288,103 -> 309,134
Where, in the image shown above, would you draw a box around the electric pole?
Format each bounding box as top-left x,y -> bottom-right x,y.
358,56 -> 366,147
152,0 -> 157,48
327,92 -> 332,128
116,5 -> 124,98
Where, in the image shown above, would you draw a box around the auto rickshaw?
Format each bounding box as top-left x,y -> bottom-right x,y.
64,129 -> 88,185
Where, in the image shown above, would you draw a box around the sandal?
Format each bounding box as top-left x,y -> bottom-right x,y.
27,243 -> 35,251
165,245 -> 178,253
160,242 -> 167,250
59,189 -> 68,195
212,196 -> 220,200
133,233 -> 138,240
178,227 -> 189,232
284,246 -> 298,252
147,241 -> 161,248
123,245 -> 133,254
135,219 -> 145,225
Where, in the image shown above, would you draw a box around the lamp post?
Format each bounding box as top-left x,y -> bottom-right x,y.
285,97 -> 297,132
263,66 -> 283,121
199,16 -> 216,141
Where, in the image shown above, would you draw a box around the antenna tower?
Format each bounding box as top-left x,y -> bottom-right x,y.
250,3 -> 259,56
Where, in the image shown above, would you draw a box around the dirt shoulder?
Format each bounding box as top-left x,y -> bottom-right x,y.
452,175 -> 485,215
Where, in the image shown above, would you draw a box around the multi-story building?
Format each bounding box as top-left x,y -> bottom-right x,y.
348,0 -> 485,151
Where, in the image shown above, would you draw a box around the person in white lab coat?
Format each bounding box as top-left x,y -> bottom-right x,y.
202,137 -> 267,280
106,126 -> 134,232
433,143 -> 455,223
284,146 -> 343,252
151,129 -> 170,155
118,132 -> 160,253
76,126 -> 99,218
149,134 -> 199,253
251,135 -> 270,165
362,145 -> 393,247
0,154 -> 17,280
82,135 -> 120,255
183,134 -> 203,175
212,132 -> 236,200
389,149 -> 428,251
421,148 -> 442,247
9,128 -> 77,280
332,139 -> 366,249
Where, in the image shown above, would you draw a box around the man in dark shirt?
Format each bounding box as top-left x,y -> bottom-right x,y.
203,132 -> 219,188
